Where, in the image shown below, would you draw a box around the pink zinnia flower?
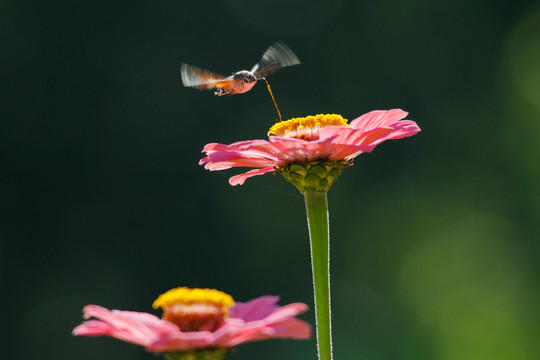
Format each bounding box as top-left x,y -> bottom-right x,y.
73,287 -> 311,359
199,109 -> 420,191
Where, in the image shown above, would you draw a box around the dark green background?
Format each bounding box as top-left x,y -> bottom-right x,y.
2,0 -> 540,359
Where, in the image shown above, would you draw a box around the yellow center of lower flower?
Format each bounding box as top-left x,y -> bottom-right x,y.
153,287 -> 235,332
267,114 -> 348,140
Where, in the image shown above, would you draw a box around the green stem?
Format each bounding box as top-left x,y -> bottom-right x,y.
304,190 -> 333,360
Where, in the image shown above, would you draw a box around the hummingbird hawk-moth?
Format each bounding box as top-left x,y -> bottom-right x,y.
181,42 -> 300,96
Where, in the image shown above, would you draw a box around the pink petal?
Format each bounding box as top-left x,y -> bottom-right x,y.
268,137 -> 313,162
229,168 -> 274,186
319,127 -> 379,151
319,126 -> 358,143
349,109 -> 409,131
328,144 -> 375,160
200,140 -> 282,171
355,128 -> 395,145
230,296 -> 281,322
268,136 -> 342,163
372,120 -> 421,144
220,303 -> 311,347
73,305 -> 176,347
145,330 -> 216,352
73,319 -> 115,336
225,139 -> 278,152
203,140 -> 279,158
201,143 -> 232,154
202,152 -> 276,170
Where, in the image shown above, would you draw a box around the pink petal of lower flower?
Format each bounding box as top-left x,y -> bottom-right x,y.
73,319 -> 115,336
146,330 -> 216,352
221,303 -> 311,347
229,167 -> 275,186
230,296 -> 280,322
73,305 -> 177,347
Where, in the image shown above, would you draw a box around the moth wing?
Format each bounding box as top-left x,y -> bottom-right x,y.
251,41 -> 301,78
181,63 -> 230,90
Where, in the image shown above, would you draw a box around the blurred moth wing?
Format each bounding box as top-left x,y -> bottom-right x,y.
180,63 -> 232,90
251,41 -> 301,78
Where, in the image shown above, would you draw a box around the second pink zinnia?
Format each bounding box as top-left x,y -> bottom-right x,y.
73,287 -> 311,360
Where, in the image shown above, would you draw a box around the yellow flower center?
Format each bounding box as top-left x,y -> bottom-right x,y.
153,287 -> 235,332
268,114 -> 348,141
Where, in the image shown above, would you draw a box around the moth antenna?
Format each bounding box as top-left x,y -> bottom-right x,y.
264,78 -> 282,122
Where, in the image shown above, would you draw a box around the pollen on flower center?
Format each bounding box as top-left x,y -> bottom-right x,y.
268,114 -> 348,141
153,287 -> 235,332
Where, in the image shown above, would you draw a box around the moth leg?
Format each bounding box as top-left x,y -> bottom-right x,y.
214,87 -> 230,96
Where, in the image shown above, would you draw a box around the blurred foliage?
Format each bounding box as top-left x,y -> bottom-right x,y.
1,0 -> 540,359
